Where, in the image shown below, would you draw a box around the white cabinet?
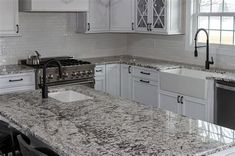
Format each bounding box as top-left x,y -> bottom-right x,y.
105,64 -> 121,96
132,77 -> 159,107
0,0 -> 19,36
132,67 -> 159,107
160,90 -> 207,121
159,90 -> 180,114
0,72 -> 35,94
121,64 -> 132,99
19,0 -> 89,12
135,0 -> 183,34
110,0 -> 135,32
95,65 -> 106,92
77,0 -> 110,33
183,97 -> 207,121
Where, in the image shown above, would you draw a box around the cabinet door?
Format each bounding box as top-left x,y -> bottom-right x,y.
0,0 -> 19,36
183,97 -> 207,121
150,0 -> 166,32
110,0 -> 135,32
106,64 -> 121,96
121,64 -> 132,99
159,90 -> 180,114
132,77 -> 159,107
136,0 -> 151,32
87,0 -> 110,33
95,76 -> 106,92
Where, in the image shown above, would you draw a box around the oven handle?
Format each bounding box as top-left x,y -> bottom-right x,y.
216,83 -> 235,92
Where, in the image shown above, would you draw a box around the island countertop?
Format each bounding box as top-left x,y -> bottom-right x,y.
0,85 -> 235,156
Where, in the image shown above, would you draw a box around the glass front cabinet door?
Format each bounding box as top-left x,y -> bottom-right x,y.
135,0 -> 182,35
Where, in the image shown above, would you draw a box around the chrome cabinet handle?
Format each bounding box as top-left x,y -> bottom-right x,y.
140,71 -> 150,75
9,78 -> 23,82
140,79 -> 150,84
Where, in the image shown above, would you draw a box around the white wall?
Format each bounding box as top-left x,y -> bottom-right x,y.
0,13 -> 127,65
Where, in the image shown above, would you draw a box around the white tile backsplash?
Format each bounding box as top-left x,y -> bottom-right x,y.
1,12 -> 235,71
0,13 -> 127,65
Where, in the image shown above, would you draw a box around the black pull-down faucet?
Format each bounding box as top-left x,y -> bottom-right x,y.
194,28 -> 214,70
42,59 -> 62,98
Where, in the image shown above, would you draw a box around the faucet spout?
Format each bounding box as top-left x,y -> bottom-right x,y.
42,59 -> 62,98
194,28 -> 214,70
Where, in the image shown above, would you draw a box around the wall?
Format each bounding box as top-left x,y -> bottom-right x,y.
0,13 -> 127,65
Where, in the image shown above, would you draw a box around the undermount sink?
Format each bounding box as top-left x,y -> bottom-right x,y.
160,68 -> 222,99
49,90 -> 93,103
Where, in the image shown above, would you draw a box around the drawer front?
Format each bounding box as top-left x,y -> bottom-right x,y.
0,73 -> 35,89
133,67 -> 159,81
95,65 -> 106,76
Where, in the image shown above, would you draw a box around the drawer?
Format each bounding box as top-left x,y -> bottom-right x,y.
95,65 -> 106,76
132,67 -> 159,81
0,72 -> 35,89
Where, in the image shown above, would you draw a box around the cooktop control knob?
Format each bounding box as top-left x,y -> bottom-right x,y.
62,72 -> 69,78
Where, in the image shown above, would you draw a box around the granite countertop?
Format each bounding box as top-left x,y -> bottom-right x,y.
0,85 -> 235,156
0,64 -> 35,76
84,55 -> 235,82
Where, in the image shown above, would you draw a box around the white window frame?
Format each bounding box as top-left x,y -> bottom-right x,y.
185,0 -> 235,56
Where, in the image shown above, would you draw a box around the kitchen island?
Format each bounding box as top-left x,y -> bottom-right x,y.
0,85 -> 235,156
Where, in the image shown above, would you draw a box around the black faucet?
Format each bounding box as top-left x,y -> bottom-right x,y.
194,28 -> 214,70
42,59 -> 62,98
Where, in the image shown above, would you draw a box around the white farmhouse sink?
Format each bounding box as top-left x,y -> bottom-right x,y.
160,68 -> 221,99
49,90 -> 93,103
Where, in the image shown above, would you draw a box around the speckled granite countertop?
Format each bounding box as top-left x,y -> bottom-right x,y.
0,64 -> 35,75
0,85 -> 235,156
84,55 -> 235,82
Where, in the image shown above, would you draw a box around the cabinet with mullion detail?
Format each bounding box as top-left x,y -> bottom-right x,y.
135,0 -> 183,34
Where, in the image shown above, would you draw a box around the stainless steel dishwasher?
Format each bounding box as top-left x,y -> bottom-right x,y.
215,80 -> 235,130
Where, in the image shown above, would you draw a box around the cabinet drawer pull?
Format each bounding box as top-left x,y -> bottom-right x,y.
128,66 -> 131,74
87,23 -> 90,31
9,78 -> 23,82
140,80 -> 150,84
180,96 -> 184,104
140,71 -> 151,75
96,70 -> 102,72
177,96 -> 180,103
16,24 -> 19,33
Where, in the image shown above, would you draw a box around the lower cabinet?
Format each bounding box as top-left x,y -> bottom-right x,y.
105,64 -> 121,96
121,64 -> 132,100
160,90 -> 207,121
95,65 -> 106,92
132,77 -> 159,107
159,91 -> 180,114
0,72 -> 35,94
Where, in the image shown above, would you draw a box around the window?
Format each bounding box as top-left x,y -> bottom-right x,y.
195,0 -> 235,45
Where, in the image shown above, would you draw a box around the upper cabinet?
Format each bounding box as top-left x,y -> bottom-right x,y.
110,0 -> 135,32
19,0 -> 89,12
135,0 -> 183,35
77,0 -> 110,33
0,0 -> 19,36
87,0 -> 110,33
77,0 -> 135,33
